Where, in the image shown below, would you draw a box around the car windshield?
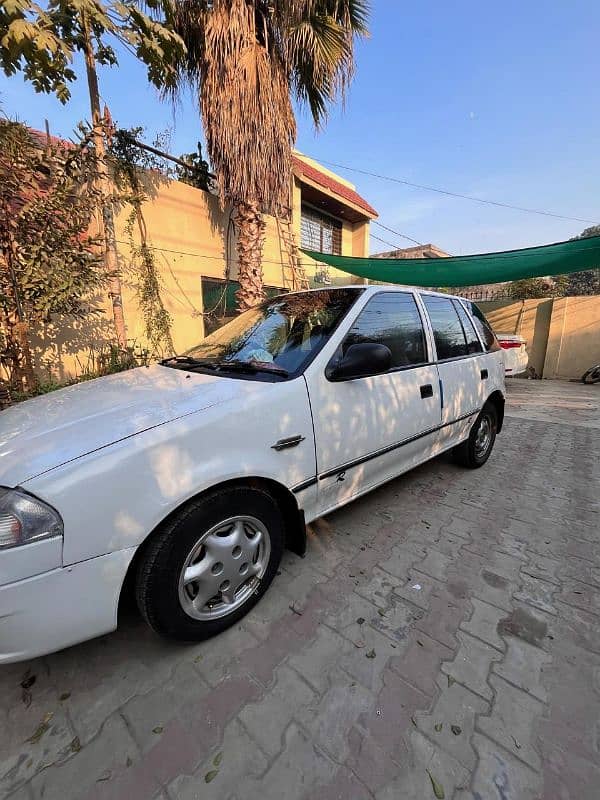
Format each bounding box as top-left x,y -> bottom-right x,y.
179,288 -> 363,375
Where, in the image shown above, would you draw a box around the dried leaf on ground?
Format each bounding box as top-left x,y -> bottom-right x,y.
426,769 -> 445,799
25,712 -> 53,744
20,673 -> 36,690
59,692 -> 71,701
451,725 -> 462,736
434,723 -> 442,732
365,649 -> 376,659
152,726 -> 163,734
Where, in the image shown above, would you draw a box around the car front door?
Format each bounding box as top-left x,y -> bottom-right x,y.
419,294 -> 486,447
304,291 -> 442,515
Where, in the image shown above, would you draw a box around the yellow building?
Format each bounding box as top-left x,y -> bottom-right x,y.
26,152 -> 377,381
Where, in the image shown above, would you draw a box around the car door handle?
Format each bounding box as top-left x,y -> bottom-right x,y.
420,384 -> 434,399
480,369 -> 488,380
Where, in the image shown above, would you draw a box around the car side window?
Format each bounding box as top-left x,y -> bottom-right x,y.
453,300 -> 484,354
421,295 -> 468,360
464,301 -> 501,352
343,293 -> 428,369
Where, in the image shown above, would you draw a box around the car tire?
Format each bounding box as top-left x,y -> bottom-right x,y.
453,402 -> 498,469
135,485 -> 284,641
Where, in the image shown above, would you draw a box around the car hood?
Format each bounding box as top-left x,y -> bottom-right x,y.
0,365 -> 241,485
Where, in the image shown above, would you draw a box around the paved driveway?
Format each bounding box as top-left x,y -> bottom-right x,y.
2,380 -> 599,800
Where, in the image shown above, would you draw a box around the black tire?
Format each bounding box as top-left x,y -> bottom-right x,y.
136,485 -> 284,641
581,365 -> 600,384
453,402 -> 498,469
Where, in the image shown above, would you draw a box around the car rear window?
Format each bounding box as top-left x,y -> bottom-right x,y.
462,301 -> 501,352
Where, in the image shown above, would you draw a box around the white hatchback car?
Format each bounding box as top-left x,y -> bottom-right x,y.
0,287 -> 505,662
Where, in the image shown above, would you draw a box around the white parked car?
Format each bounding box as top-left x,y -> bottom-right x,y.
0,287 -> 505,663
497,333 -> 529,376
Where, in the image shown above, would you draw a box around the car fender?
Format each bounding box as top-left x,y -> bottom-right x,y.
23,380 -> 316,565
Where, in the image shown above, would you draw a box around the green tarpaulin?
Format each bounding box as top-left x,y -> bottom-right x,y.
302,235 -> 600,287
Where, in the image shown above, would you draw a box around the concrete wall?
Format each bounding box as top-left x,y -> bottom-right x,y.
480,296 -> 600,380
20,175 -> 371,382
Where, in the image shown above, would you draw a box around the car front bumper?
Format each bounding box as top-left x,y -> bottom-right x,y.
0,547 -> 136,664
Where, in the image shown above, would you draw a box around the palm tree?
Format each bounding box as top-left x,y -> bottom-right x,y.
170,0 -> 369,310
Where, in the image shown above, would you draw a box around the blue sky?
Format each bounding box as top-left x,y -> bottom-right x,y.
2,0 -> 599,254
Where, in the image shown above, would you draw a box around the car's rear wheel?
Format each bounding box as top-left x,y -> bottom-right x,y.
453,402 -> 498,469
135,486 -> 284,641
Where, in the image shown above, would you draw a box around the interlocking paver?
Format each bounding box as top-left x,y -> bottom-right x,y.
460,597 -> 507,651
3,380 -> 600,800
442,630 -> 503,701
415,674 -> 489,770
477,675 -> 544,769
493,636 -> 552,702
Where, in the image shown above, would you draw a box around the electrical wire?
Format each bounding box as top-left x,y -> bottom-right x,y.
372,220 -> 422,246
317,159 -> 598,225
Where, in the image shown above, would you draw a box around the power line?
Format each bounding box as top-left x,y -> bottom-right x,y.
372,220 -> 422,246
318,159 -> 597,225
370,232 -> 410,250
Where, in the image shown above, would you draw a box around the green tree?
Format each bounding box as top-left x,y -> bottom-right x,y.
0,1 -> 183,345
566,225 -> 600,295
170,0 -> 369,310
508,276 -> 567,300
176,141 -> 211,190
0,119 -> 105,392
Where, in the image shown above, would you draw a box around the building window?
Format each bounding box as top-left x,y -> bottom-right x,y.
201,278 -> 286,334
300,205 -> 342,255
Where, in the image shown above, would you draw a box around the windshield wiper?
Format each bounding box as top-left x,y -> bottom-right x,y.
160,356 -> 218,369
213,360 -> 289,377
161,356 -> 288,377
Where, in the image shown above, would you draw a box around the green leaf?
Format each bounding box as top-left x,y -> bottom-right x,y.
434,723 -> 442,733
426,769 -> 445,799
205,770 -> 219,784
152,726 -> 163,734
213,752 -> 223,767
365,649 -> 376,659
59,692 -> 71,701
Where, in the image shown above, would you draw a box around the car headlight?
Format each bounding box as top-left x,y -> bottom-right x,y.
0,487 -> 63,550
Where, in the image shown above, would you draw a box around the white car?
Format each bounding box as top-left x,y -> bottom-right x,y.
0,287 -> 505,663
497,333 -> 529,376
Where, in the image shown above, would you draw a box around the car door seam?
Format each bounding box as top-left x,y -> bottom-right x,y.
317,408 -> 480,480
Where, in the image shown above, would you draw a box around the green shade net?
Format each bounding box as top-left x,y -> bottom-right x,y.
302,235 -> 600,287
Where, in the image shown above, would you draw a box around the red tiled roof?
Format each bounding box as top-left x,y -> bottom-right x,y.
292,155 -> 378,218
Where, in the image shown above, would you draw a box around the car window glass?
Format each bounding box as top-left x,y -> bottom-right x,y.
343,293 -> 427,368
453,300 -> 484,354
422,296 -> 468,360
183,289 -> 363,374
465,301 -> 501,352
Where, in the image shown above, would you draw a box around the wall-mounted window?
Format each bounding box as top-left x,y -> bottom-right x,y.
201,278 -> 285,334
300,204 -> 342,255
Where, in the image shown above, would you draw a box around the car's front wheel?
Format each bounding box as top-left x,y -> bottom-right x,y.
453,401 -> 498,468
136,485 -> 284,641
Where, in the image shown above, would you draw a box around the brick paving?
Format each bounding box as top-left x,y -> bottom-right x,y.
1,379 -> 599,800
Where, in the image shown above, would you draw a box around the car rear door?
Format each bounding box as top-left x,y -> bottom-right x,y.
418,294 -> 486,446
304,290 -> 442,515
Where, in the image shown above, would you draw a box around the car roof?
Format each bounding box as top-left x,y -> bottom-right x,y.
285,285 -> 468,301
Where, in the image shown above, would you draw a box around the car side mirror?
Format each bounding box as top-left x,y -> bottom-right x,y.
326,343 -> 392,381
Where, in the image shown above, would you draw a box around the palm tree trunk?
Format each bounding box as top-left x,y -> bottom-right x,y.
81,15 -> 127,349
235,201 -> 266,311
